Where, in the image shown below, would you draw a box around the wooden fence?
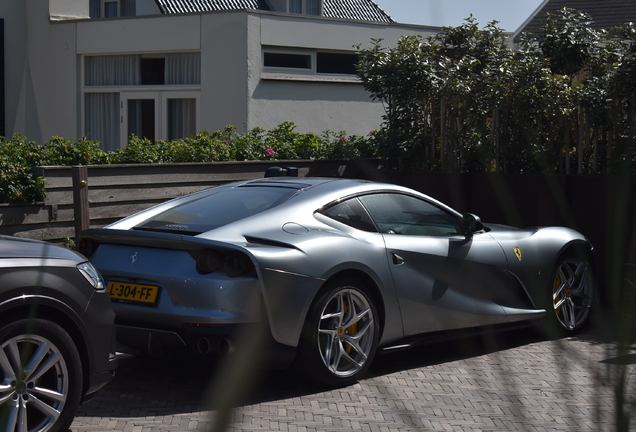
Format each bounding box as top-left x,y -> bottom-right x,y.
0,159 -> 377,243
1,160 -> 634,285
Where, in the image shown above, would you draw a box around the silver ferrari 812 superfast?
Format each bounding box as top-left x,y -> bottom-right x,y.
79,176 -> 595,385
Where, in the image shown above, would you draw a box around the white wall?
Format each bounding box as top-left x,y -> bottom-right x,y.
76,14 -> 200,54
245,14 -> 439,136
199,13 -> 250,133
1,0 -> 80,143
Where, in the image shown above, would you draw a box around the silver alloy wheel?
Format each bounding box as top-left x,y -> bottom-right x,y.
552,257 -> 594,330
0,334 -> 69,432
317,288 -> 375,378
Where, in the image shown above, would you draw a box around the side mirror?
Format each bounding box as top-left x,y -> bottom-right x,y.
462,213 -> 484,236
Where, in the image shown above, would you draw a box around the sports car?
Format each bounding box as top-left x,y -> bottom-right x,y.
78,175 -> 595,386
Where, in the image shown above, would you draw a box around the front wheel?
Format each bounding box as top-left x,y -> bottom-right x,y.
0,319 -> 83,432
546,254 -> 595,336
296,280 -> 379,387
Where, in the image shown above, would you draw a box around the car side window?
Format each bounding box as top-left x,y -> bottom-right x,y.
358,193 -> 461,236
320,198 -> 377,232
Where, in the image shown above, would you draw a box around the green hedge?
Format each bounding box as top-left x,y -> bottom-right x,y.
0,122 -> 376,203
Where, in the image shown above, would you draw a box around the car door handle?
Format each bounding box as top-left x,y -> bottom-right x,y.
392,253 -> 404,265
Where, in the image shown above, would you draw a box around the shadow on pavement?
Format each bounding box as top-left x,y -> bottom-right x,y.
76,326 -> 552,420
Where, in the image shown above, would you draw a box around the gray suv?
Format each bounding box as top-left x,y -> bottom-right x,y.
0,235 -> 117,432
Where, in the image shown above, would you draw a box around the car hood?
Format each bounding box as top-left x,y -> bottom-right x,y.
0,235 -> 85,262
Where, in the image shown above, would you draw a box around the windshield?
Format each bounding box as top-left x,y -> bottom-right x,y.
134,185 -> 299,234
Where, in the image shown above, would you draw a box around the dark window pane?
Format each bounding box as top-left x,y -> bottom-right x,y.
321,198 -> 377,232
289,0 -> 302,13
317,52 -> 359,75
167,98 -> 196,140
104,1 -> 118,17
127,99 -> 155,141
121,0 -> 136,16
89,0 -> 100,17
141,58 -> 165,85
264,52 -> 311,70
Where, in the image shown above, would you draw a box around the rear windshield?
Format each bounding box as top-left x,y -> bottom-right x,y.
134,185 -> 298,234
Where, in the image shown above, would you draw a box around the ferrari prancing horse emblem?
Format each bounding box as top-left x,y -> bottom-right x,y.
513,247 -> 522,261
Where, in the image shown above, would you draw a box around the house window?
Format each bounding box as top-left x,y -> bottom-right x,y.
85,53 -> 200,86
316,52 -> 359,75
90,0 -> 136,18
263,52 -> 311,71
167,98 -> 197,140
83,53 -> 201,150
289,0 -> 321,15
104,1 -> 118,17
289,0 -> 302,14
263,49 -> 359,76
85,93 -> 120,151
141,58 -> 165,85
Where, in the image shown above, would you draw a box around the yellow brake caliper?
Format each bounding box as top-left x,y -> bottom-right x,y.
340,299 -> 358,354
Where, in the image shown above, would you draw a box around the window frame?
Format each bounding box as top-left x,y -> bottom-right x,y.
261,47 -> 361,82
263,49 -> 314,75
81,53 -> 201,150
102,0 -> 119,17
356,192 -> 464,238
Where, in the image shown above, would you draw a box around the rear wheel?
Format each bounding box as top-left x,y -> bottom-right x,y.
0,319 -> 82,432
296,279 -> 379,387
546,254 -> 595,336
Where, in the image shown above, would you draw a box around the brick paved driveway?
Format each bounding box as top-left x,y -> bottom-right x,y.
70,329 -> 635,432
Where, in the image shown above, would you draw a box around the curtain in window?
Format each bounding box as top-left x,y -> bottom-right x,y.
104,1 -> 118,17
89,0 -> 100,18
289,0 -> 302,13
165,53 -> 201,85
121,0 -> 136,16
85,55 -> 141,86
306,0 -> 321,15
85,93 -> 120,151
167,99 -> 196,140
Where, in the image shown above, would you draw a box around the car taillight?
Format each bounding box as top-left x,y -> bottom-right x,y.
224,252 -> 253,277
197,250 -> 221,273
196,250 -> 253,277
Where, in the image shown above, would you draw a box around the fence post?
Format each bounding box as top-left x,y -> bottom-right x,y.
72,166 -> 90,240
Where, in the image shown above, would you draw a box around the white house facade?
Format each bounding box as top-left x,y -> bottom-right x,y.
1,0 -> 440,150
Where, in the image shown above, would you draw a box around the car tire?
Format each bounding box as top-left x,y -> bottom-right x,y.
0,319 -> 83,432
543,252 -> 595,338
296,279 -> 379,387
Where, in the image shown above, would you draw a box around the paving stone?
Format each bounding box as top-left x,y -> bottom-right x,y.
71,330 -> 635,432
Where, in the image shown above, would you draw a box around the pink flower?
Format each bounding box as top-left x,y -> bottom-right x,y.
264,148 -> 275,156
339,136 -> 346,141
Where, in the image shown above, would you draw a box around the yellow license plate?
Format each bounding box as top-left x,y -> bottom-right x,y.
107,281 -> 159,304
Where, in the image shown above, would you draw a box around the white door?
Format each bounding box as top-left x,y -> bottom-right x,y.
121,91 -> 160,146
120,91 -> 200,148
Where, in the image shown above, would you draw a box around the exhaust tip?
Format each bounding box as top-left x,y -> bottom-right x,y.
197,337 -> 212,355
218,338 -> 235,355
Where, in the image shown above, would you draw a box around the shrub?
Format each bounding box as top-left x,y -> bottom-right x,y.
0,135 -> 47,203
0,122 -> 376,203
